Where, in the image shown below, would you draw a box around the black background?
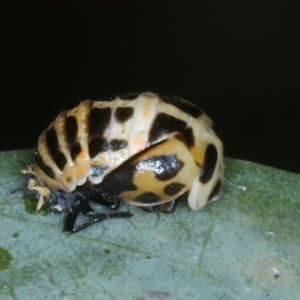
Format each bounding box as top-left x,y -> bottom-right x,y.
1,2 -> 299,172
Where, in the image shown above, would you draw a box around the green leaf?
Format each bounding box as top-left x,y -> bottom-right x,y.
0,149 -> 299,299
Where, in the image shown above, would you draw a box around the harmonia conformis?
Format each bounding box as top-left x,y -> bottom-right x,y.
19,92 -> 223,233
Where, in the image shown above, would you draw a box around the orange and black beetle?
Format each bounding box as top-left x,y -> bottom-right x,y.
18,92 -> 223,233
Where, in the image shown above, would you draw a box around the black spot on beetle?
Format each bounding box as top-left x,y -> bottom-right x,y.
65,117 -> 83,161
45,128 -> 58,154
115,107 -> 134,123
135,192 -> 161,204
89,107 -> 111,137
182,127 -> 195,148
88,107 -> 111,158
54,153 -> 67,171
70,142 -> 81,160
175,127 -> 195,148
139,154 -> 184,181
101,140 -> 170,195
164,182 -> 185,195
119,93 -> 139,100
109,139 -> 128,151
45,127 -> 67,170
100,162 -> 138,195
208,179 -> 221,202
199,144 -> 218,183
65,116 -> 78,150
160,95 -> 203,118
89,137 -> 108,158
149,113 -> 187,144
35,151 -> 55,179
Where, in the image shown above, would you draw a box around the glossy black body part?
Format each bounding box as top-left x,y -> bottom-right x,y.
50,187 -> 132,234
141,192 -> 187,213
13,175 -> 132,234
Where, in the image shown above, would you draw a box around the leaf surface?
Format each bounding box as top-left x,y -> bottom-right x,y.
0,149 -> 299,299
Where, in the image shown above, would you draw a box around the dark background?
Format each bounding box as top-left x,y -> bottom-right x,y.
1,2 -> 299,172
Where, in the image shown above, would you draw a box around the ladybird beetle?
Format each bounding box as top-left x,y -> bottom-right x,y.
17,92 -> 223,233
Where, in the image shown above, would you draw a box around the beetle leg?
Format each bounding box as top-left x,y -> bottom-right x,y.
159,192 -> 187,213
157,199 -> 180,213
141,200 -> 179,214
15,174 -> 132,233
141,199 -> 179,213
63,205 -> 81,233
73,187 -> 121,210
141,206 -> 156,213
77,197 -> 94,215
62,193 -> 132,234
141,192 -> 187,213
64,209 -> 133,234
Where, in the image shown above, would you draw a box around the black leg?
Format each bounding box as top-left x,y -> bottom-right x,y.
141,192 -> 187,214
73,187 -> 121,210
78,198 -> 94,215
158,199 -> 180,213
62,192 -> 132,234
63,206 -> 81,233
15,170 -> 132,233
64,211 -> 133,234
141,206 -> 156,213
141,199 -> 179,214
